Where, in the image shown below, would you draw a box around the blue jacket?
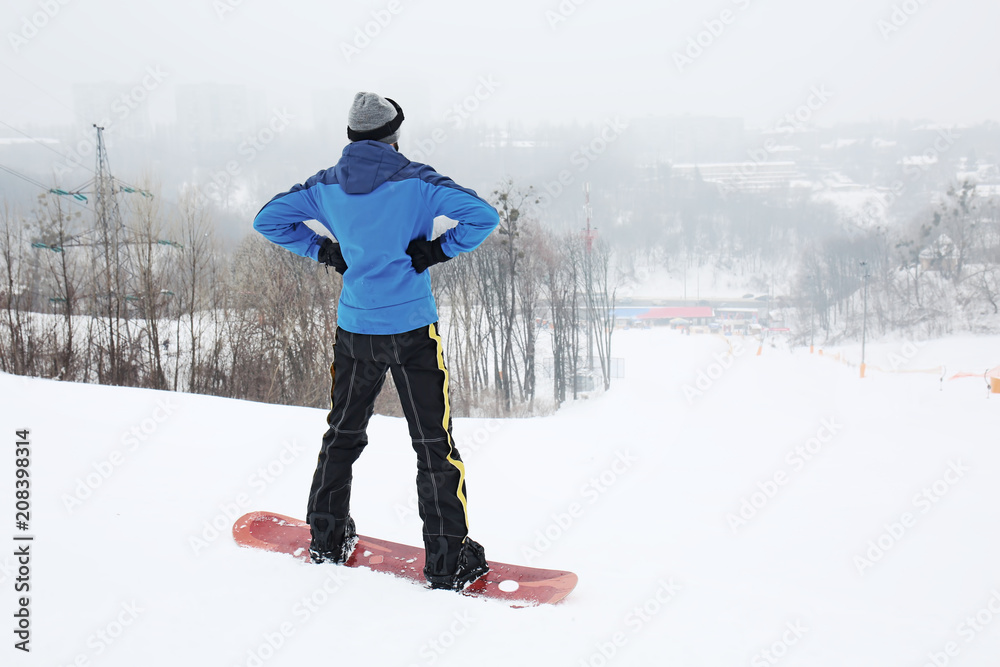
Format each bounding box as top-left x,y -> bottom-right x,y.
253,140 -> 500,335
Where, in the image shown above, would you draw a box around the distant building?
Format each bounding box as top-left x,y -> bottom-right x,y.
669,161 -> 806,193
612,306 -> 714,328
956,161 -> 1000,198
175,83 -> 265,151
73,83 -> 152,141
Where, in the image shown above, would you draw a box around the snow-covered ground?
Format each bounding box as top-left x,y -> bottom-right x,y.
3,328 -> 1000,666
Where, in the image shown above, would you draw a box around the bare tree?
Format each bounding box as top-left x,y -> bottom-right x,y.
224,234 -> 340,407
586,237 -> 617,391
512,219 -> 542,407
127,184 -> 172,388
0,205 -> 36,375
538,230 -> 584,406
176,189 -> 216,392
32,194 -> 85,379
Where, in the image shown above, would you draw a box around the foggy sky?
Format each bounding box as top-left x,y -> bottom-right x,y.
1,0 -> 998,132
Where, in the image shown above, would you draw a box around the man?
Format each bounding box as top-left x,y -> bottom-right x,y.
253,92 -> 499,590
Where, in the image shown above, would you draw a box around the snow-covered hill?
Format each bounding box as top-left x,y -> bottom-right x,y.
3,329 -> 999,666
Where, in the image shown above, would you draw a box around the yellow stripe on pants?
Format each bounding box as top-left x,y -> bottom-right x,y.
428,323 -> 469,531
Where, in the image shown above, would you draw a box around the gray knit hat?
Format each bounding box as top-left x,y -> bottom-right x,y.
347,92 -> 404,144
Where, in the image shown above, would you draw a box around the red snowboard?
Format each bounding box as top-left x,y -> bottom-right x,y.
233,511 -> 577,606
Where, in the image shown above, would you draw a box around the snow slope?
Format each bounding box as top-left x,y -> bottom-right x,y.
3,329 -> 1000,666
617,263 -> 762,301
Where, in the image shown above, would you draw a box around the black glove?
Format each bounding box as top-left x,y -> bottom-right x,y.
317,238 -> 348,274
406,237 -> 452,273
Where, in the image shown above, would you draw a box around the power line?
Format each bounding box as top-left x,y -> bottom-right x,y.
0,118 -> 88,170
0,61 -> 76,115
0,162 -> 48,190
0,161 -> 92,212
0,118 -> 148,195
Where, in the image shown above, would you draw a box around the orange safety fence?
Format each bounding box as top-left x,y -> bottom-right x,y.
814,349 -> 998,376
954,366 -> 1000,394
817,350 -> 997,389
723,335 -> 997,392
949,366 -> 1000,381
813,349 -> 945,376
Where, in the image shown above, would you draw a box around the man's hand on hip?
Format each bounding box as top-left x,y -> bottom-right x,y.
318,238 -> 348,274
407,237 -> 453,274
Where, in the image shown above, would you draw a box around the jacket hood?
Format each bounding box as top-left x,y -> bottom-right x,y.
333,140 -> 410,195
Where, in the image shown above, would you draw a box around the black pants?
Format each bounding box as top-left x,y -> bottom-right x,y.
306,323 -> 470,577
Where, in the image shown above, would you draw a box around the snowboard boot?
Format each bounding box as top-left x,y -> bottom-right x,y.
425,537 -> 489,591
308,513 -> 358,565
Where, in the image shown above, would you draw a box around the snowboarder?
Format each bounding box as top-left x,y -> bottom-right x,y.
253,91 -> 499,590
